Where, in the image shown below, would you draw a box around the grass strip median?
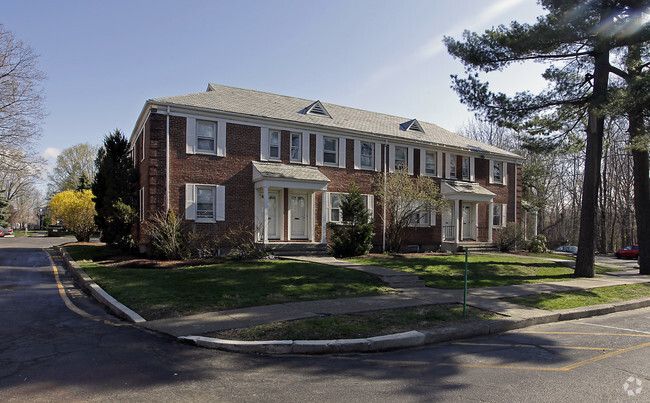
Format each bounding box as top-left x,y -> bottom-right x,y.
206,304 -> 502,341
505,283 -> 650,310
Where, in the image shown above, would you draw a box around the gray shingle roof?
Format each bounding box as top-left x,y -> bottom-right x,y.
441,180 -> 496,197
151,84 -> 519,159
252,162 -> 330,183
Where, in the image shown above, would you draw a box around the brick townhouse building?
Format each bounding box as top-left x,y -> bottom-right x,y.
129,84 -> 522,253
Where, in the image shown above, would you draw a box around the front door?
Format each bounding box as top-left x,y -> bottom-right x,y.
290,193 -> 307,239
267,191 -> 279,239
462,203 -> 472,240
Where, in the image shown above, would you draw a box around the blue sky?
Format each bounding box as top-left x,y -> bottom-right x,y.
3,0 -> 546,173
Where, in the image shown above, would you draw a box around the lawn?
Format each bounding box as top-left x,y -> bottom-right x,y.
348,254 -> 583,289
66,245 -> 393,320
505,283 -> 650,310
208,304 -> 501,341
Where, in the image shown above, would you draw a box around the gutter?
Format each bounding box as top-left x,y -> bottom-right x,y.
166,106 -> 170,212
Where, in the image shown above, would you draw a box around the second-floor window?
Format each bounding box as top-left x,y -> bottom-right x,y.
449,155 -> 457,179
323,137 -> 338,165
290,133 -> 301,162
196,120 -> 216,153
493,161 -> 502,183
269,130 -> 281,160
395,146 -> 407,169
462,156 -> 470,180
360,142 -> 374,169
425,152 -> 436,175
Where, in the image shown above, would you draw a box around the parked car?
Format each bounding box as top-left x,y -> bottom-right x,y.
615,244 -> 639,259
4,227 -> 14,237
553,245 -> 578,255
0,227 -> 4,237
47,225 -> 64,237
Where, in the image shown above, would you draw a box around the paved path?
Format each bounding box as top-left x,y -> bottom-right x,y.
140,255 -> 650,337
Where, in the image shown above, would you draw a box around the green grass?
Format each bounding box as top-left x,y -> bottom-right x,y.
209,304 -> 501,341
348,254 -> 579,289
505,283 -> 650,310
66,245 -> 393,320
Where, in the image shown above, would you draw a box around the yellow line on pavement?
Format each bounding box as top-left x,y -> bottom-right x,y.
437,363 -> 568,371
518,330 -> 650,338
453,342 -> 618,351
559,341 -> 650,371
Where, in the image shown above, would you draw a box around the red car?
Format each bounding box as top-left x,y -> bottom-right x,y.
615,245 -> 639,259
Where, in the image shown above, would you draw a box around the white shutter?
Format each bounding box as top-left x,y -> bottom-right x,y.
489,159 -> 494,184
217,121 -> 226,157
186,118 -> 196,154
302,133 -> 310,164
445,153 -> 451,179
436,151 -> 442,177
354,139 -> 361,169
503,162 -> 508,185
315,134 -> 324,166
216,186 -> 225,221
260,127 -> 269,161
431,210 -> 437,226
185,184 -> 196,220
375,142 -> 382,172
338,137 -> 346,169
419,149 -> 426,176
408,147 -> 414,175
470,156 -> 475,181
366,194 -> 374,221
502,204 -> 507,226
388,145 -> 395,172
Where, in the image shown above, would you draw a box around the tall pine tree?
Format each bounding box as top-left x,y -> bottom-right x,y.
444,0 -> 650,277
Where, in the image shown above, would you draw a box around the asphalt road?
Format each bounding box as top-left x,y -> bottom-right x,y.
1,236 -> 648,401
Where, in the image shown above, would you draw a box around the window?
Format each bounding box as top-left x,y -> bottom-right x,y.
410,211 -> 430,226
139,188 -> 145,222
449,155 -> 457,179
196,120 -> 216,152
493,161 -> 502,183
323,137 -> 338,164
461,156 -> 470,180
360,142 -> 374,169
269,130 -> 281,160
196,186 -> 215,220
425,152 -> 436,175
290,133 -> 301,162
329,193 -> 374,223
395,146 -> 407,169
492,204 -> 501,227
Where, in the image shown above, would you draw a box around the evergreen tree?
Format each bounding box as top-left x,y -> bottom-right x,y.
0,194 -> 9,227
444,0 -> 650,277
92,129 -> 138,248
327,183 -> 374,257
76,172 -> 92,191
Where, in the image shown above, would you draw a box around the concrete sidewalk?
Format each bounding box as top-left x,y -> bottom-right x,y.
56,247 -> 650,354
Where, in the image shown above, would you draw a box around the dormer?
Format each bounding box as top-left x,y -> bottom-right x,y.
301,100 -> 331,118
400,119 -> 425,133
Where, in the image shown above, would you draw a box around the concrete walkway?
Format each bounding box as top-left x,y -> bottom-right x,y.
57,247 -> 650,354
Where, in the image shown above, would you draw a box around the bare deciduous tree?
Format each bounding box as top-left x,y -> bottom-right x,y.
47,143 -> 99,196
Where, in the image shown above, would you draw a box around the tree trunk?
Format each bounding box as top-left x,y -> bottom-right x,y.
575,41 -> 609,277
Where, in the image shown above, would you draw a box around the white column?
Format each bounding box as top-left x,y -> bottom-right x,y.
488,201 -> 494,243
534,211 -> 538,237
321,190 -> 328,244
474,203 -> 479,240
454,199 -> 460,243
310,192 -> 316,242
263,187 -> 269,244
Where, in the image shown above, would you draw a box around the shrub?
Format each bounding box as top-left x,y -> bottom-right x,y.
495,222 -> 526,252
527,234 -> 548,253
327,184 -> 374,257
220,224 -> 263,260
49,190 -> 97,242
145,209 -> 188,260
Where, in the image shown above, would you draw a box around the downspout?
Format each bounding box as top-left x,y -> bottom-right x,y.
513,162 -> 517,224
166,106 -> 170,212
383,140 -> 388,252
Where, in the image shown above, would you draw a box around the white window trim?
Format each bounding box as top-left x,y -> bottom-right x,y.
139,187 -> 145,223
185,183 -> 225,223
489,160 -> 508,185
316,134 -> 346,168
186,116 -> 226,157
327,192 -> 374,223
354,139 -> 377,171
268,129 -> 281,160
140,129 -> 145,162
388,144 -> 414,174
290,132 -> 302,163
492,203 -> 507,227
447,153 -> 457,179
420,149 -> 442,178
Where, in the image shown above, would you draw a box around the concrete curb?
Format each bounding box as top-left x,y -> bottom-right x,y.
54,246 -> 146,324
178,300 -> 650,355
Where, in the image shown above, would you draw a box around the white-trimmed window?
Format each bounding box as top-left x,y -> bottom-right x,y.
140,129 -> 145,162
185,184 -> 225,222
492,203 -> 507,227
493,161 -> 502,183
290,132 -> 301,162
395,146 -> 407,169
328,192 -> 374,223
461,156 -> 470,180
269,130 -> 281,160
360,142 -> 374,169
323,137 -> 338,165
425,151 -> 436,175
410,211 -> 430,226
139,187 -> 145,223
196,120 -> 216,152
449,155 -> 457,179
489,160 -> 507,184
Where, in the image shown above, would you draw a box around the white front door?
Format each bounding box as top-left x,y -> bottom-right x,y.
267,191 -> 279,239
462,203 -> 472,239
290,193 -> 307,239
442,202 -> 454,240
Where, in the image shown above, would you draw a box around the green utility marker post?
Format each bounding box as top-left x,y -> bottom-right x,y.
463,247 -> 468,318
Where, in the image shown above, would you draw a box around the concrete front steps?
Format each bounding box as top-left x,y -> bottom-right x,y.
263,242 -> 330,257
442,241 -> 498,253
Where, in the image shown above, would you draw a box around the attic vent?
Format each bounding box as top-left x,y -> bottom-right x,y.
303,101 -> 331,118
400,119 -> 425,133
